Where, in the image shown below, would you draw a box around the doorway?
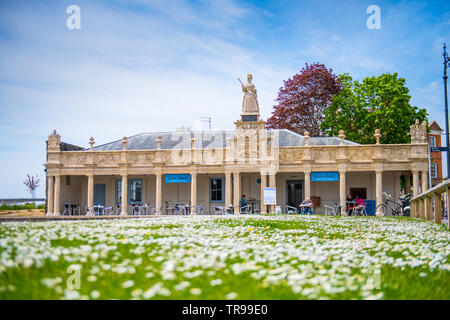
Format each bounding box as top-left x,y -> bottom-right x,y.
94,184 -> 106,206
286,180 -> 303,208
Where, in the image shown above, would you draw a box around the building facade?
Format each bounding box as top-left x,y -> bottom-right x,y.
44,75 -> 431,216
428,121 -> 444,186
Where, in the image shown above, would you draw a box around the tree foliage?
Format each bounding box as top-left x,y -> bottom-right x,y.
321,73 -> 428,144
266,63 -> 342,136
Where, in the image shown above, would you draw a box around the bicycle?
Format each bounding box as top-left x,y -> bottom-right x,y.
376,192 -> 409,217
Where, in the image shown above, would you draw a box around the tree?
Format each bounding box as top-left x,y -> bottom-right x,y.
23,174 -> 40,204
267,63 -> 342,136
321,73 -> 428,144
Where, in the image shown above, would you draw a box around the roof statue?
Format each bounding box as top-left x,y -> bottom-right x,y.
409,119 -> 428,144
238,74 -> 260,119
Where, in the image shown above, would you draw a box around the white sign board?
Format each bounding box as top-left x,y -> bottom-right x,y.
263,187 -> 276,205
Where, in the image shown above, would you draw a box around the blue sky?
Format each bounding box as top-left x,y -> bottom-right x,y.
0,0 -> 449,197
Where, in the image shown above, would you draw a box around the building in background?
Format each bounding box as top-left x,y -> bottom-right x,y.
428,121 -> 444,186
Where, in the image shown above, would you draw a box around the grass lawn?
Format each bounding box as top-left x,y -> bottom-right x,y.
0,215 -> 448,300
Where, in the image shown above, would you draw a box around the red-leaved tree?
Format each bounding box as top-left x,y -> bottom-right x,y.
267,63 -> 342,136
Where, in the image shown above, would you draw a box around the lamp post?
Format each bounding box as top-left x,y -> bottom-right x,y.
443,43 -> 450,179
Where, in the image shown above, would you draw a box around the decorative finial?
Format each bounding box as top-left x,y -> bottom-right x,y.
304,131 -> 310,146
156,136 -> 162,150
191,137 -> 196,149
122,137 -> 128,150
338,130 -> 346,145
89,137 -> 95,150
374,129 -> 381,144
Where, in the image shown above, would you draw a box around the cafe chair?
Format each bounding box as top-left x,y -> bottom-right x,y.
286,205 -> 300,214
151,206 -> 162,215
62,203 -> 71,216
240,205 -> 252,214
214,206 -> 225,215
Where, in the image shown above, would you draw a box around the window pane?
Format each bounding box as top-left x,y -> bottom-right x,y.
130,179 -> 142,203
210,178 -> 224,202
116,180 -> 122,204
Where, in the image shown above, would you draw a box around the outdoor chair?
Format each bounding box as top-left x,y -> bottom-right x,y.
151,206 -> 162,215
197,205 -> 204,215
141,203 -> 150,215
132,204 -> 142,216
324,203 -> 339,216
353,204 -> 367,216
62,203 -> 71,215
286,205 -> 300,214
214,206 -> 225,215
85,206 -> 92,216
93,205 -> 104,216
240,205 -> 252,214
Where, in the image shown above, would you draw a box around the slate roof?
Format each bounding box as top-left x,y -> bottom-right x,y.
89,129 -> 359,151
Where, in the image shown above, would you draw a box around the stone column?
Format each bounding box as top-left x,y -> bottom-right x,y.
260,172 -> 267,214
155,173 -> 162,214
419,198 -> 425,220
47,176 -> 54,216
425,196 -> 432,221
434,193 -> 442,224
412,170 -> 419,197
233,171 -> 241,214
421,171 -> 428,194
225,171 -> 232,209
405,173 -> 411,194
87,174 -> 94,215
375,170 -> 383,216
190,172 -> 197,215
410,200 -> 415,218
53,175 -> 61,216
121,175 -> 128,215
339,171 -> 346,216
304,170 -> 311,200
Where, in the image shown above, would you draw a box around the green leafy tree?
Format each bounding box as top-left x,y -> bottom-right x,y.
321,73 -> 428,144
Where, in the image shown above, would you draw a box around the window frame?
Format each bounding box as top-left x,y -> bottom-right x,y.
116,178 -> 143,204
210,177 -> 225,203
431,162 -> 438,179
429,136 -> 437,148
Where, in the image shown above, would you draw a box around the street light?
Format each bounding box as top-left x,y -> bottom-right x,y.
443,43 -> 450,179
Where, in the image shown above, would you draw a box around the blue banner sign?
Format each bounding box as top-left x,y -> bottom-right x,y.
165,174 -> 191,183
311,171 -> 339,182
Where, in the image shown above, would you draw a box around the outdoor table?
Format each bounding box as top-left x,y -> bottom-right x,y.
70,204 -> 80,215
93,205 -> 104,215
247,199 -> 259,213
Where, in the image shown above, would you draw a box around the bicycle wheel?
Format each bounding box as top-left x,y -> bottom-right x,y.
376,204 -> 387,216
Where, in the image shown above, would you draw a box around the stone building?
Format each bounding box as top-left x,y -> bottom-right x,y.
44,75 -> 431,216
